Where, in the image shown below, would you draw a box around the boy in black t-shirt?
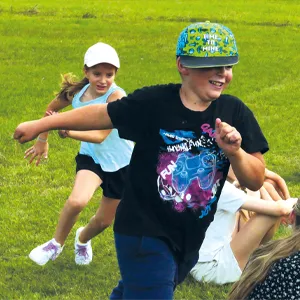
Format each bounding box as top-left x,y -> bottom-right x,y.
14,22 -> 268,299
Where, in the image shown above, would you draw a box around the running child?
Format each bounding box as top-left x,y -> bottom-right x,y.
14,22 -> 268,299
25,42 -> 134,266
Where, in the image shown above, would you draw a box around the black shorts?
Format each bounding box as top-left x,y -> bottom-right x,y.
75,153 -> 128,199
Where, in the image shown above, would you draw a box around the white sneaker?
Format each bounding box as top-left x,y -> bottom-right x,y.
74,227 -> 93,265
29,238 -> 63,266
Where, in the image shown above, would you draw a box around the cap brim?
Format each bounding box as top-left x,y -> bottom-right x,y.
85,60 -> 120,68
179,56 -> 238,68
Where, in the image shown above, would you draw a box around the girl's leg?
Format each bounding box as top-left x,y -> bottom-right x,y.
264,175 -> 290,200
29,169 -> 101,266
263,181 -> 283,201
259,183 -> 282,243
54,170 -> 101,245
110,233 -> 177,300
230,212 -> 279,270
79,196 -> 120,243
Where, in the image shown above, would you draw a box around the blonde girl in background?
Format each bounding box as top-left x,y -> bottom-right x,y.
228,199 -> 300,300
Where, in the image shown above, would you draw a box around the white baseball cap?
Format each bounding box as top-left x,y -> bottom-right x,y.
84,42 -> 120,68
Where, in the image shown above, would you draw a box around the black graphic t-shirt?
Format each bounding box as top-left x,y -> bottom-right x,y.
107,84 -> 268,262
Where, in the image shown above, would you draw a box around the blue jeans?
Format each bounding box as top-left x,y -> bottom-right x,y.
110,233 -> 198,300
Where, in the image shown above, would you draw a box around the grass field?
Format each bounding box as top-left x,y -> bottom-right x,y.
1,0 -> 300,299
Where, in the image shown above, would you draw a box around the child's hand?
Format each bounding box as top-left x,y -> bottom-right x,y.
45,110 -> 57,117
14,120 -> 41,144
215,118 -> 241,156
279,198 -> 298,215
24,141 -> 48,166
58,129 -> 69,139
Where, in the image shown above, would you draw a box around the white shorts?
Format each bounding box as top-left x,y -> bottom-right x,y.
190,243 -> 242,285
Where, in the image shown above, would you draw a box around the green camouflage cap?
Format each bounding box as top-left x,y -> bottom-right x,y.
176,21 -> 238,68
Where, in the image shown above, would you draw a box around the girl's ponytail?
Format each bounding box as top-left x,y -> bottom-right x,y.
56,73 -> 89,101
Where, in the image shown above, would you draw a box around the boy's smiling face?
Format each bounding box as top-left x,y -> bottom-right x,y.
186,66 -> 233,102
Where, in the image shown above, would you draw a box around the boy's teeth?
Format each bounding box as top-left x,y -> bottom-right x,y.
210,80 -> 222,86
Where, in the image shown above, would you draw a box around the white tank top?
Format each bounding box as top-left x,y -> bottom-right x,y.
72,83 -> 134,172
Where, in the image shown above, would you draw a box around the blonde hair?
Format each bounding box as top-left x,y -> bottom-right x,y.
55,73 -> 89,102
228,199 -> 300,300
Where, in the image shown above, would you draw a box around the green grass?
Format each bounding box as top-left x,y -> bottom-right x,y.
1,0 -> 300,299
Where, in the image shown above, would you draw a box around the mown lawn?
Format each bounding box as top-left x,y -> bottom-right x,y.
1,0 -> 300,299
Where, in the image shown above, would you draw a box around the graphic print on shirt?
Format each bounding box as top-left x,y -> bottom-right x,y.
157,123 -> 228,218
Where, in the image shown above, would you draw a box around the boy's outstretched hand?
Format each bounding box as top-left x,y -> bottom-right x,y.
215,118 -> 242,156
14,120 -> 41,144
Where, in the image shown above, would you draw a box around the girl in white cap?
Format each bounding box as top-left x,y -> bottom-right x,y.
25,42 -> 134,266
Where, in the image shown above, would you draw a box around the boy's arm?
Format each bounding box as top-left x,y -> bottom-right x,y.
38,97 -> 72,138
14,104 -> 113,144
57,89 -> 125,143
215,118 -> 265,191
229,150 -> 265,192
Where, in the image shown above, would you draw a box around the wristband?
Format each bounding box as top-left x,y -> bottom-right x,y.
37,136 -> 48,143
